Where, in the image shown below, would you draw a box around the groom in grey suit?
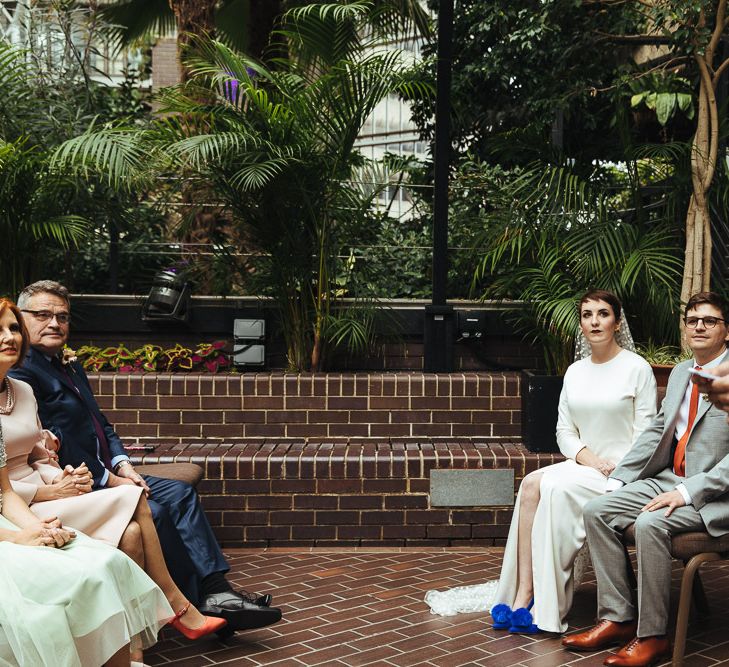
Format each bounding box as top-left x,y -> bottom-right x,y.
563,291 -> 729,667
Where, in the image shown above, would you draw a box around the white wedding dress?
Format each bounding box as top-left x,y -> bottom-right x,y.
425,343 -> 656,632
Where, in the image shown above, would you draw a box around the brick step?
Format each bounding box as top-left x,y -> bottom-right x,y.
131,441 -> 563,548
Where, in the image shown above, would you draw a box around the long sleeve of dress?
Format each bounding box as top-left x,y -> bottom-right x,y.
631,364 -> 658,444
556,372 -> 584,460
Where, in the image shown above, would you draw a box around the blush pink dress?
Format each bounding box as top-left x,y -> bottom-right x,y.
1,378 -> 142,546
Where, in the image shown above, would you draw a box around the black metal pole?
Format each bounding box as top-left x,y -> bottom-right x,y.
424,0 -> 454,371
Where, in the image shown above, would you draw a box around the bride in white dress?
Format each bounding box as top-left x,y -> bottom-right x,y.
425,290 -> 657,634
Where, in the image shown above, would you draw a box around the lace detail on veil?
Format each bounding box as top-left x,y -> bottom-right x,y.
574,311 -> 636,361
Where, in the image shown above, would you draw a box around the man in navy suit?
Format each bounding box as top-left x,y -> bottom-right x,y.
11,280 -> 281,633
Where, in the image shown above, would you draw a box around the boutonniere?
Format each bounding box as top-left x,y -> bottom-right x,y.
61,347 -> 77,366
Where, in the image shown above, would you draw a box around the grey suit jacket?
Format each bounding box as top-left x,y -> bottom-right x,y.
610,352 -> 729,536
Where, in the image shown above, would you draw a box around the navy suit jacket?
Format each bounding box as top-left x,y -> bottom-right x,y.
10,347 -> 126,487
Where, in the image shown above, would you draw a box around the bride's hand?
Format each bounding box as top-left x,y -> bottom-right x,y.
594,458 -> 615,477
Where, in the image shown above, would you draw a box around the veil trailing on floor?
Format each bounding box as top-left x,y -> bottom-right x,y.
423,313 -> 636,616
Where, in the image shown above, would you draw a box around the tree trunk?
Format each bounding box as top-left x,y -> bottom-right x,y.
168,0 -> 216,79
680,56 -> 717,313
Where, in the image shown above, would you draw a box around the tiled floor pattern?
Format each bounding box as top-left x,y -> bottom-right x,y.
146,548 -> 729,666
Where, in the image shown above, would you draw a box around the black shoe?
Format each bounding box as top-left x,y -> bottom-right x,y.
226,589 -> 273,607
198,592 -> 282,631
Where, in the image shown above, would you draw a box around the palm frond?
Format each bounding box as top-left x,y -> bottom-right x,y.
29,214 -> 90,247
51,124 -> 152,189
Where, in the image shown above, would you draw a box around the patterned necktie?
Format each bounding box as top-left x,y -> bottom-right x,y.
673,366 -> 701,477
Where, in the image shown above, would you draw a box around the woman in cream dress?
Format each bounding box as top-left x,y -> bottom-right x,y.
489,289 -> 657,634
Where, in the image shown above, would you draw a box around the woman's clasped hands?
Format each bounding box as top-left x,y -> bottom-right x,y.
52,462 -> 93,497
12,516 -> 76,548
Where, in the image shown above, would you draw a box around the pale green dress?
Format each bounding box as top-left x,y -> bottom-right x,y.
0,423 -> 173,666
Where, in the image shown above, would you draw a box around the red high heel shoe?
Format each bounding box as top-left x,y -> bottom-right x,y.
169,602 -> 227,639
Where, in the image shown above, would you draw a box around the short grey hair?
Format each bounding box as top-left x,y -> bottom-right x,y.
17,280 -> 71,309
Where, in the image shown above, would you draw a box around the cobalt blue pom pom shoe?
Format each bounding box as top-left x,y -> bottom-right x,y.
490,603 -> 512,630
508,599 -> 541,634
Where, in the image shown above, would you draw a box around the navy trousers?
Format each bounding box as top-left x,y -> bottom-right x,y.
143,475 -> 229,605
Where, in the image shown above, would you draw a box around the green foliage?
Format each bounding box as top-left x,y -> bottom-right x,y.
74,341 -> 230,373
635,341 -> 689,366
0,40 -> 92,295
0,3 -> 168,296
628,72 -> 695,126
100,0 -> 430,58
55,4 -> 432,370
411,0 -> 635,165
473,158 -> 684,373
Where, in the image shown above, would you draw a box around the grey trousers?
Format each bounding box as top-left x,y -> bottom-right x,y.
583,469 -> 705,637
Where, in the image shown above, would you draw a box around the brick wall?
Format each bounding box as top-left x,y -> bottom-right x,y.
91,370 -> 543,547
93,371 -> 522,443
133,441 -> 562,548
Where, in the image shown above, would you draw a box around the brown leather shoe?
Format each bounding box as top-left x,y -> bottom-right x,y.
603,636 -> 671,666
562,619 -> 638,652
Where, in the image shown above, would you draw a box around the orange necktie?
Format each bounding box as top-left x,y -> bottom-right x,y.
674,366 -> 701,477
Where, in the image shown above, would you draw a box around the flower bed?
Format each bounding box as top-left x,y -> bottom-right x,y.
75,342 -> 230,373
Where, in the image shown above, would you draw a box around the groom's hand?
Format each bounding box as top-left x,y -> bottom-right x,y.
641,490 -> 686,517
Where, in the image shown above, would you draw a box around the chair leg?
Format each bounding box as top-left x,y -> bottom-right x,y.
672,552 -> 721,667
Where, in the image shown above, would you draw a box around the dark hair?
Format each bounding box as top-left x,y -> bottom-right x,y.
685,291 -> 729,321
0,299 -> 30,368
578,289 -> 622,321
17,280 -> 70,310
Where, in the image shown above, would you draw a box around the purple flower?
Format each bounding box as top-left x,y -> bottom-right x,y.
223,72 -> 239,103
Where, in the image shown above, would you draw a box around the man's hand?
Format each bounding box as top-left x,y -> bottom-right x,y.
115,463 -> 150,497
641,490 -> 686,517
106,472 -> 137,489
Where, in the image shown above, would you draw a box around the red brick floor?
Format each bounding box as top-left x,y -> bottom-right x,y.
145,548 -> 729,666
